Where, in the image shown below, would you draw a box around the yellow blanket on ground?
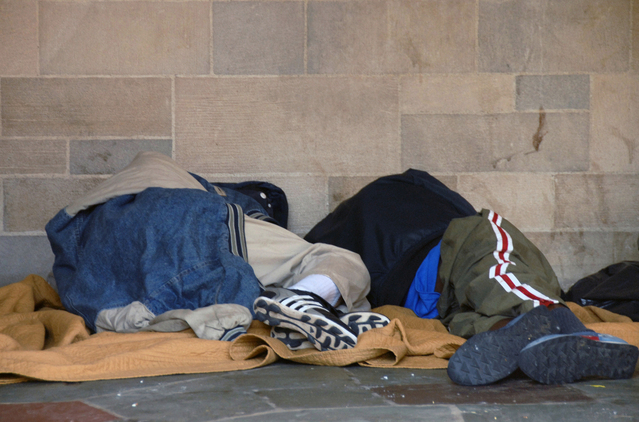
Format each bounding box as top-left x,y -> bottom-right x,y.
1,275 -> 637,384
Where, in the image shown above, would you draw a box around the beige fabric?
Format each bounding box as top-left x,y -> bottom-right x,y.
66,151 -> 205,216
1,275 -> 637,385
96,301 -> 156,332
141,304 -> 252,340
96,301 -> 253,341
246,216 -> 371,312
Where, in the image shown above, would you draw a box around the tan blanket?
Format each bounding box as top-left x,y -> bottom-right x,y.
1,275 -> 637,385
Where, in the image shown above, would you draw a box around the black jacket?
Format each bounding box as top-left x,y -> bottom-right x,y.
305,169 -> 476,308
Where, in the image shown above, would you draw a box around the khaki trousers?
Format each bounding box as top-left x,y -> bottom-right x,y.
245,217 -> 371,312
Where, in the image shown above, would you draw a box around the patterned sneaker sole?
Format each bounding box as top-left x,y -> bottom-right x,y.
341,312 -> 391,335
272,312 -> 391,351
447,306 -> 560,386
271,326 -> 316,350
254,297 -> 358,351
519,335 -> 639,384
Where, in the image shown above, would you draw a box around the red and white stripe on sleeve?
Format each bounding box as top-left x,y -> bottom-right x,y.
486,210 -> 558,307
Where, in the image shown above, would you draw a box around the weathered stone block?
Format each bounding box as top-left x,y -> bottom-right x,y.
175,77 -> 400,174
0,140 -> 66,174
213,2 -> 304,75
0,0 -> 38,76
525,230 -> 615,290
591,75 -> 639,172
70,139 -> 173,175
402,112 -> 589,172
3,178 -> 104,232
308,0 -> 475,74
555,174 -> 639,230
634,0 -> 639,73
265,175 -> 328,236
528,231 -> 639,290
542,0 -> 630,72
0,235 -> 55,287
479,0 -> 544,72
516,75 -> 590,110
40,1 -> 210,75
480,0 -> 630,73
457,173 -> 555,231
401,75 -> 515,115
613,231 -> 639,263
1,78 -> 172,137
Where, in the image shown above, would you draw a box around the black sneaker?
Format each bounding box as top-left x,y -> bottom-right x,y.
271,311 -> 391,351
253,287 -> 358,351
447,305 -> 560,386
519,332 -> 639,384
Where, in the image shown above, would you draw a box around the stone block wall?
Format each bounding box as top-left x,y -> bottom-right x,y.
1,0 -> 638,291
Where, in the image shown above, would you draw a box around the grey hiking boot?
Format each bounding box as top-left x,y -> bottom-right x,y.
447,305 -> 560,386
518,331 -> 639,384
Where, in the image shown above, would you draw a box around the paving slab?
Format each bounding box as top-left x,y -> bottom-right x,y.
0,362 -> 638,422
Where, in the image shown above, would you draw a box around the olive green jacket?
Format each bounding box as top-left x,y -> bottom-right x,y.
437,209 -> 563,338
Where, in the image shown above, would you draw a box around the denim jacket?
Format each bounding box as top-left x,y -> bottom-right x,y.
46,152 -> 276,333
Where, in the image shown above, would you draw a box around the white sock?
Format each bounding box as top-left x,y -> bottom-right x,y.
290,274 -> 341,307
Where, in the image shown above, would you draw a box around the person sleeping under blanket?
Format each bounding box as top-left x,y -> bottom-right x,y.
304,169 -> 639,385
46,151 -> 389,351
